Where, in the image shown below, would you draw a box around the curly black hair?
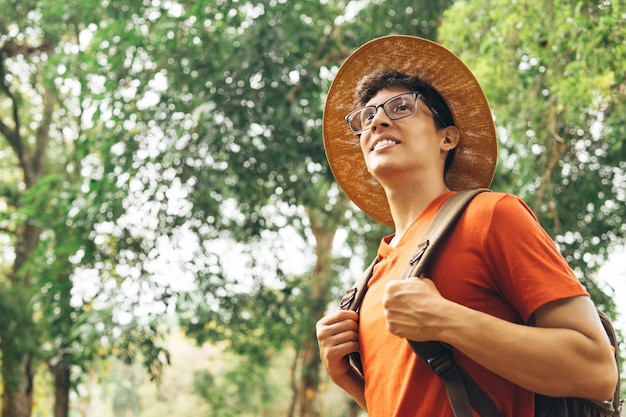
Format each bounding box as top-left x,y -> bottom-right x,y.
354,69 -> 456,171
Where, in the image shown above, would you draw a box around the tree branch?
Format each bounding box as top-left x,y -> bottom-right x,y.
32,87 -> 56,183
0,54 -> 22,150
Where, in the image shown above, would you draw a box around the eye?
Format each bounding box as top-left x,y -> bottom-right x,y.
361,108 -> 376,123
394,101 -> 409,112
388,97 -> 413,115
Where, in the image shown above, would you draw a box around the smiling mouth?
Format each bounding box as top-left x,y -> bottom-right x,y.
372,139 -> 399,151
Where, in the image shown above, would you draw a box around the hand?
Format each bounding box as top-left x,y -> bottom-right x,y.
316,309 -> 360,380
382,277 -> 452,341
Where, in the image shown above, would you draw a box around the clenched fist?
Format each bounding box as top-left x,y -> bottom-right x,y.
382,277 -> 456,341
316,310 -> 360,380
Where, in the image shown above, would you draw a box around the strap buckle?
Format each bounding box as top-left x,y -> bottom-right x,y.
339,287 -> 357,309
426,349 -> 458,380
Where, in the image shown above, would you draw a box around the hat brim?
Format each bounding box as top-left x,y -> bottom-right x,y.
323,35 -> 497,227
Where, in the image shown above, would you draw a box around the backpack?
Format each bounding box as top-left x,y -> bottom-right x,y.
339,188 -> 622,417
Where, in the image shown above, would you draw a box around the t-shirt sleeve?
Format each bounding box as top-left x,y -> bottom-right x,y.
481,194 -> 588,322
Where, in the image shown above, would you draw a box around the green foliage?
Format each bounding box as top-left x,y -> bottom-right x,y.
193,355 -> 283,417
114,321 -> 172,382
0,0 -> 194,413
347,0 -> 454,41
439,0 -> 626,310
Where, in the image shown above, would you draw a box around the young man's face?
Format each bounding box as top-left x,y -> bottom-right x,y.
358,87 -> 450,184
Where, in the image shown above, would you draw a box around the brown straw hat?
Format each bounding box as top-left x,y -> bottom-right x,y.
323,35 -> 497,227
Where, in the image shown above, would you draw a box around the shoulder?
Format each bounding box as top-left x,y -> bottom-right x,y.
465,191 -> 539,225
458,190 -> 558,266
472,191 -> 530,209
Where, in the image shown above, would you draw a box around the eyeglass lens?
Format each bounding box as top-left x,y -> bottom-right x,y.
346,93 -> 418,133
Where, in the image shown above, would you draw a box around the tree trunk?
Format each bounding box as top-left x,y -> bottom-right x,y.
49,360 -> 71,417
1,222 -> 40,417
299,337 -> 321,417
1,355 -> 34,417
287,349 -> 300,417
2,225 -> 39,417
0,84 -> 53,417
298,221 -> 337,417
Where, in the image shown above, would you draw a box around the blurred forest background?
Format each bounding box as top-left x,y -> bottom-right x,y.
0,0 -> 624,416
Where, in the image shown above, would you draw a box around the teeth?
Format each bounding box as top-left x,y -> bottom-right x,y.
373,139 -> 397,150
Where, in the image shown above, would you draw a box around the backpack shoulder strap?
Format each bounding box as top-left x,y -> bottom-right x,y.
339,188 -> 488,313
402,188 -> 504,417
339,258 -> 379,375
598,310 -> 623,416
340,258 -> 378,312
401,188 -> 490,279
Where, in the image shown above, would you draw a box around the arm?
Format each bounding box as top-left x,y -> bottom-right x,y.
382,278 -> 618,400
315,309 -> 367,410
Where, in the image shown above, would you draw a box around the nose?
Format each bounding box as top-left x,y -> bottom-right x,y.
368,106 -> 391,131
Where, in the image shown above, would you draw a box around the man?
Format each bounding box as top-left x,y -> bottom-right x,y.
315,35 -> 617,417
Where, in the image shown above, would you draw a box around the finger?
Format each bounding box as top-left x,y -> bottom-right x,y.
317,313 -> 359,342
318,309 -> 359,325
317,317 -> 359,340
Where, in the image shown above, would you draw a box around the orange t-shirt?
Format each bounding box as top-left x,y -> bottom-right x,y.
359,191 -> 588,417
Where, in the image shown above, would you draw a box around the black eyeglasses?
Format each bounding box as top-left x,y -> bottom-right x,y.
345,91 -> 444,134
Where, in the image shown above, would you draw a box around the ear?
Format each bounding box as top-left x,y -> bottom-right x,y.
441,126 -> 460,151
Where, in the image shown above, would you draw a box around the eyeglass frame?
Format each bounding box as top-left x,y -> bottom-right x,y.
344,91 -> 446,134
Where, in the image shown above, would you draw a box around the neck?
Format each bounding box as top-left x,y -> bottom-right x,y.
385,181 -> 450,237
